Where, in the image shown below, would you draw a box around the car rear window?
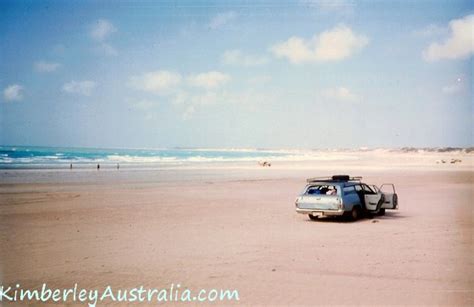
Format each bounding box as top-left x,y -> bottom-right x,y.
306,185 -> 339,196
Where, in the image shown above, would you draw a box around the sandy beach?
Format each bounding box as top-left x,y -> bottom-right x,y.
0,153 -> 473,306
2,0 -> 473,305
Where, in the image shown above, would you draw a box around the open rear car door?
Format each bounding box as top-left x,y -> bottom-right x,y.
380,184 -> 398,209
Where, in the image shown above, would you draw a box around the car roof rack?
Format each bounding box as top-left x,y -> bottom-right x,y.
306,175 -> 362,183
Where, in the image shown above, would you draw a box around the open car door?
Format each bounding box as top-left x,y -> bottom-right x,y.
380,184 -> 398,209
362,185 -> 383,212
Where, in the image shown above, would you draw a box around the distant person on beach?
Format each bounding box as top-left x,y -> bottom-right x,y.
70,163 -> 72,169
117,163 -> 119,170
97,164 -> 100,170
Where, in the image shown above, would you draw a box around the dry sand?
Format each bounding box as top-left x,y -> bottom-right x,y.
0,157 -> 473,306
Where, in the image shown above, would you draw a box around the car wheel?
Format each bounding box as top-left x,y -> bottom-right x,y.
377,208 -> 386,216
308,214 -> 318,221
350,206 -> 361,221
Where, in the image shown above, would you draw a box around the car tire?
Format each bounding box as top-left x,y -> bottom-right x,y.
377,208 -> 386,216
350,206 -> 361,221
308,214 -> 318,221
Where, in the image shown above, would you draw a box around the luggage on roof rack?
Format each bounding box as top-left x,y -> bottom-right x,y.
306,175 -> 362,183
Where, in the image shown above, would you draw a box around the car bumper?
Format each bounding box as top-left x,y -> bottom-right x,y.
296,208 -> 345,216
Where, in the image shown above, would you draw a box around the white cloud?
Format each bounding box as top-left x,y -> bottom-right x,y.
209,11 -> 237,29
3,84 -> 24,101
272,37 -> 314,64
322,87 -> 359,102
129,70 -> 182,95
34,61 -> 61,72
90,19 -> 118,56
173,90 -> 220,107
423,14 -> 474,61
271,24 -> 368,64
62,80 -> 96,96
129,70 -> 235,119
187,71 -> 231,89
91,19 -> 117,41
172,90 -> 220,120
173,88 -> 275,120
221,50 -> 269,67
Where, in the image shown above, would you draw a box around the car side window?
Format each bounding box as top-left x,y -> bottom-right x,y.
354,185 -> 362,192
343,186 -> 356,195
363,185 -> 376,194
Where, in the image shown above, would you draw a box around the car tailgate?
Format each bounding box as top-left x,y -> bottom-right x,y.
296,195 -> 341,210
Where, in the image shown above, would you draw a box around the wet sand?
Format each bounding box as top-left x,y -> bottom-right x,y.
0,159 -> 473,305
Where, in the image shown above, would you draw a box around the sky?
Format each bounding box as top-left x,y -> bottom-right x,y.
0,0 -> 472,149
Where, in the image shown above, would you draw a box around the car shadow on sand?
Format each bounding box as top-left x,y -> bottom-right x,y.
306,211 -> 407,223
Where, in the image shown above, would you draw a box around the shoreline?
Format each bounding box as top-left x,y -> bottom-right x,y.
1,152 -> 472,172
1,147 -> 472,170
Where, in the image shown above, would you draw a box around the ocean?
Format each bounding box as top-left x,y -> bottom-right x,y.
0,146 -> 299,169
1,145 -> 468,170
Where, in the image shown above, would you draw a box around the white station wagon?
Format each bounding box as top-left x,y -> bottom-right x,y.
295,175 -> 398,220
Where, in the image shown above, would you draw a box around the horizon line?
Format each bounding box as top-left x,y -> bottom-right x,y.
1,144 -> 473,152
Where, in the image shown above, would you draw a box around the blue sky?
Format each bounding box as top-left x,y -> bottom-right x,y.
1,0 -> 472,149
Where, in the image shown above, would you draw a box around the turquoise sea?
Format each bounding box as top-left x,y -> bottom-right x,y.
0,146 -> 291,169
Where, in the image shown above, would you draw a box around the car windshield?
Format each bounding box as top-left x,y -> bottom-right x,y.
306,185 -> 339,196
